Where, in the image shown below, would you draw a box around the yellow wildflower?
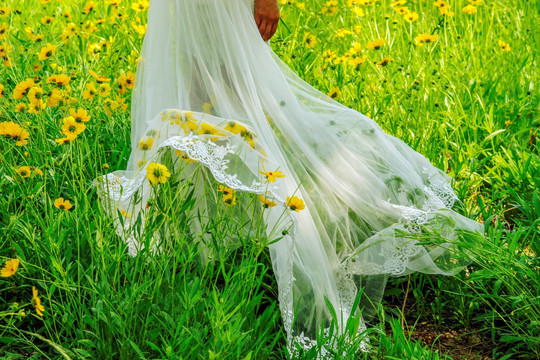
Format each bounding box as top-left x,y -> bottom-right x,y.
38,43 -> 56,61
286,196 -> 305,212
366,38 -> 386,50
462,5 -> 477,14
498,40 -> 511,52
54,197 -> 73,210
32,287 -> 45,317
304,32 -> 317,48
139,137 -> 154,151
258,194 -> 277,208
222,193 -> 237,207
61,116 -> 86,137
0,259 -> 19,278
146,162 -> 171,185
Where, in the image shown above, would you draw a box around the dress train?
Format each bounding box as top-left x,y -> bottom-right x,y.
96,0 -> 483,352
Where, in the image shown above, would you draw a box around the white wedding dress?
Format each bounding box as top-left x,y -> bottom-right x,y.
96,0 -> 483,354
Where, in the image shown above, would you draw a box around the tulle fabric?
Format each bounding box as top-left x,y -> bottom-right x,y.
96,0 -> 483,353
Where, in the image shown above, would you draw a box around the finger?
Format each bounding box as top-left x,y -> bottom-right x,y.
254,13 -> 262,28
269,21 -> 278,40
261,21 -> 271,41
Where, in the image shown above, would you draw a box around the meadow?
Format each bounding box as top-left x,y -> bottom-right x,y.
0,0 -> 538,359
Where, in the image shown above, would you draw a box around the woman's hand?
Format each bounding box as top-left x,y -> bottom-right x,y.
254,0 -> 280,42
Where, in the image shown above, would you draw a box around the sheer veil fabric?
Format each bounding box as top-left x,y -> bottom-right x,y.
96,0 -> 483,353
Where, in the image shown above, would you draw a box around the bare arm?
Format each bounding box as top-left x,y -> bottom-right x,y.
254,0 -> 280,41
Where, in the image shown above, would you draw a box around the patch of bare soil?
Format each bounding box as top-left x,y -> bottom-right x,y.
403,322 -> 494,360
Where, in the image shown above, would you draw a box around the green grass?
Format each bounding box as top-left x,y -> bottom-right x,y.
0,0 -> 538,359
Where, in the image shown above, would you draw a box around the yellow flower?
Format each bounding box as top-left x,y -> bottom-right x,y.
54,197 -> 73,210
175,149 -> 197,163
1,259 -> 19,278
83,83 -> 97,100
366,38 -> 386,50
61,116 -> 86,137
462,5 -> 477,14
222,193 -> 237,207
224,121 -> 247,135
89,69 -> 111,83
38,43 -> 56,61
13,79 -> 35,100
120,209 -> 131,217
498,39 -> 511,52
327,87 -> 341,99
83,1 -> 95,14
47,88 -> 63,107
217,185 -> 235,196
69,108 -> 91,123
258,194 -> 277,208
146,162 -> 171,185
48,74 -> 71,86
0,121 -> 30,146
259,165 -> 285,182
118,72 -> 135,89
28,86 -> 44,104
197,122 -> 223,140
286,196 -> 305,212
202,102 -> 213,114
139,137 -> 154,151
414,33 -> 439,46
0,23 -> 8,40
304,32 -> 317,48
0,6 -> 10,17
132,0 -> 150,12
41,16 -> 54,25
403,11 -> 418,22
376,57 -> 394,67
15,166 -> 32,178
32,287 -> 45,317
99,83 -> 112,97
55,134 -> 77,145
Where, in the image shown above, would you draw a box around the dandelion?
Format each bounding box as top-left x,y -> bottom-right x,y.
38,43 -> 56,61
32,287 -> 45,317
54,198 -> 73,210
286,196 -> 305,212
1,259 -> 19,278
366,38 -> 386,50
258,194 -> 277,208
146,162 -> 171,185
